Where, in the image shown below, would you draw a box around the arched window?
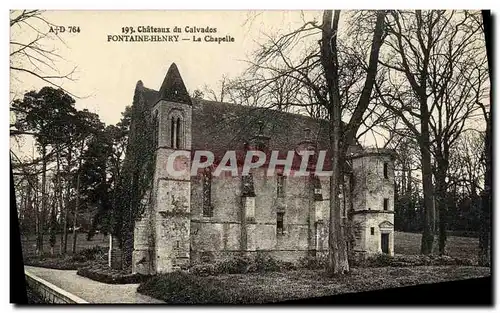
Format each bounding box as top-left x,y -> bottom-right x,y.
169,111 -> 184,149
202,167 -> 212,217
153,111 -> 159,148
171,117 -> 176,148
176,117 -> 181,149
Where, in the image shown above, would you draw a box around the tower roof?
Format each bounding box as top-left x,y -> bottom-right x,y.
157,63 -> 192,105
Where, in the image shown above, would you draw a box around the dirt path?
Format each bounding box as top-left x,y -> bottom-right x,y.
24,266 -> 163,304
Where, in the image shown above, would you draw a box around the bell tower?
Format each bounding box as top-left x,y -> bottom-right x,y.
151,63 -> 192,272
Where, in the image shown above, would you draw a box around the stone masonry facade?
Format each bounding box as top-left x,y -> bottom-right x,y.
131,63 -> 395,275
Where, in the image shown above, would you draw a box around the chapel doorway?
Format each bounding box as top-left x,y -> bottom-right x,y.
381,233 -> 389,254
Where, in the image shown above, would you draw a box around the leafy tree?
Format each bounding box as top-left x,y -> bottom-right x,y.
113,89 -> 156,269
11,86 -> 76,256
70,109 -> 105,253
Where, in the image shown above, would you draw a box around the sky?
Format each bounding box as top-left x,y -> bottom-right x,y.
9,10 -> 488,161
10,10 -> 325,126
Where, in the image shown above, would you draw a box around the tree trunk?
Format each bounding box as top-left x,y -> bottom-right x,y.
478,10 -> 491,267
33,175 -> 40,249
49,192 -> 56,255
24,179 -> 33,238
36,145 -> 47,257
56,148 -> 64,255
419,140 -> 435,255
321,10 -> 350,276
62,148 -> 72,254
72,141 -> 84,254
478,111 -> 491,266
72,170 -> 81,254
435,159 -> 448,255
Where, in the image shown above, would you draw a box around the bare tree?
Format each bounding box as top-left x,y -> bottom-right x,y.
448,130 -> 485,197
376,10 -> 486,254
478,10 -> 491,267
202,74 -> 231,103
321,10 -> 386,274
234,10 -> 386,275
10,10 -> 77,96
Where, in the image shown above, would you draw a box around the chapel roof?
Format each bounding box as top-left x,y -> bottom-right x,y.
134,63 -> 364,172
156,63 -> 192,105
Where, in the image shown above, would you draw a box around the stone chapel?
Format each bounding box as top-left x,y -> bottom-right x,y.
130,63 -> 395,275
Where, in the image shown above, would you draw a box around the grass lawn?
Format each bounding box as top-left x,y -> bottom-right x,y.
139,266 -> 490,304
138,232 -> 486,304
394,231 -> 478,260
20,232 -> 112,257
20,231 -> 478,258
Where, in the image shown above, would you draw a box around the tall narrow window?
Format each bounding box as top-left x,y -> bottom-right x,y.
383,162 -> 389,179
171,117 -> 176,148
313,175 -> 322,201
371,227 -> 375,235
242,172 -> 255,197
176,117 -> 181,149
277,174 -> 285,198
277,212 -> 284,234
383,198 -> 389,211
202,168 -> 212,217
153,111 -> 159,148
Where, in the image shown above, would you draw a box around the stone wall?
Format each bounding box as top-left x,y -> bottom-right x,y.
155,178 -> 191,272
352,212 -> 394,256
151,98 -> 193,273
190,167 -> 333,264
132,214 -> 154,274
25,270 -> 88,304
350,149 -> 395,256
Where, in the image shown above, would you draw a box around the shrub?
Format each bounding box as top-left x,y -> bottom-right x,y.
429,255 -> 475,266
215,255 -> 252,274
189,254 -> 297,276
298,254 -> 327,270
370,253 -> 394,267
23,255 -> 95,270
254,253 -> 280,272
71,246 -> 107,263
390,254 -> 477,266
77,263 -> 149,284
138,271 -> 254,304
189,263 -> 218,277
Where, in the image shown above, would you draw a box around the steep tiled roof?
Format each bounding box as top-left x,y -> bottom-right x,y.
136,63 -> 362,172
156,63 -> 192,105
140,85 -> 362,172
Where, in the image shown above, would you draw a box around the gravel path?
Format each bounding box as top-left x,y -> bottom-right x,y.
24,266 -> 164,304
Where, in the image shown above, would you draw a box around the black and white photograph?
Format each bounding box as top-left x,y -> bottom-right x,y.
8,7 -> 493,305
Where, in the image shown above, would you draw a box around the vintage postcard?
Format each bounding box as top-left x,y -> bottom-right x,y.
9,9 -> 492,305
